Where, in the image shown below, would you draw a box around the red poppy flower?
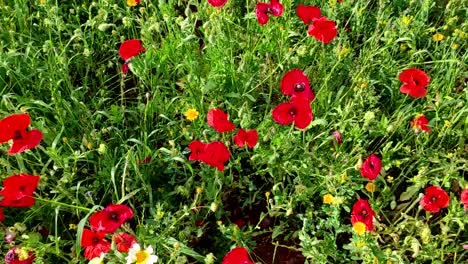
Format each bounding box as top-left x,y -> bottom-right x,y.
280,69 -> 315,101
5,247 -> 35,264
207,109 -> 236,133
208,0 -> 228,7
296,4 -> 321,24
420,186 -> 449,213
119,39 -> 145,61
360,154 -> 381,181
0,208 -> 4,222
351,199 -> 375,231
255,0 -> 284,25
222,247 -> 254,264
81,229 -> 111,260
399,68 -> 430,98
89,204 -> 134,233
307,17 -> 338,44
233,129 -> 258,148
112,232 -> 137,253
0,114 -> 43,155
199,141 -> 231,171
410,114 -> 431,133
461,189 -> 468,208
272,97 -> 313,129
0,174 -> 40,208
188,140 -> 207,161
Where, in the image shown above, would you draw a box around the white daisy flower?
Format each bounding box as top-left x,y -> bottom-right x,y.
126,243 -> 159,264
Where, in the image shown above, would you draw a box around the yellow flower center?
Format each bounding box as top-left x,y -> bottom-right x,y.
135,250 -> 149,263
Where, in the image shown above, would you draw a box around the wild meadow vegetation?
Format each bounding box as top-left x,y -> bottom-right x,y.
0,0 -> 467,263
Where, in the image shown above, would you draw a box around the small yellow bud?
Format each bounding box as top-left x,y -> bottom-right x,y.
353,222 -> 367,235
265,191 -> 271,199
365,183 -> 376,193
196,187 -> 203,194
323,194 -> 334,204
432,33 -> 444,41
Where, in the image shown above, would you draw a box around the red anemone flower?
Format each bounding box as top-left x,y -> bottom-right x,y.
296,4 -> 321,24
207,109 -> 236,133
255,0 -> 284,25
410,114 -> 431,133
360,154 -> 382,181
461,189 -> 468,209
89,204 -> 134,233
81,229 -> 111,260
307,17 -> 338,44
0,114 -> 43,155
112,232 -> 137,253
272,97 -> 313,129
199,141 -> 231,171
188,140 -> 207,161
351,199 -> 375,231
399,68 -> 430,98
280,69 -> 315,101
222,247 -> 254,264
233,129 -> 258,148
5,247 -> 35,264
208,0 -> 228,7
0,174 -> 40,208
119,39 -> 145,61
420,186 -> 449,213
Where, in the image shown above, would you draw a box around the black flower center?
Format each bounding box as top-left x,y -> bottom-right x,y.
289,107 -> 297,117
369,162 -> 374,170
13,130 -> 23,140
19,186 -> 25,191
294,83 -> 305,92
110,212 -> 119,221
414,78 -> 420,86
265,7 -> 272,14
360,209 -> 368,217
92,237 -> 100,244
430,196 -> 437,203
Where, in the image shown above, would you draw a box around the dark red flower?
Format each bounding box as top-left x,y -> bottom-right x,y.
410,114 -> 431,133
207,109 -> 236,133
0,174 -> 40,208
332,130 -> 342,145
89,204 -> 134,233
255,0 -> 284,25
208,0 -> 228,7
137,157 -> 152,164
119,39 -> 145,61
280,69 -> 315,101
420,186 -> 449,213
222,247 -> 254,264
0,114 -> 43,155
5,247 -> 35,264
272,97 -> 313,129
121,62 -> 129,74
461,189 -> 468,209
351,199 -> 375,231
233,129 -> 258,148
399,68 -> 430,98
112,232 -> 137,253
307,17 -> 338,44
0,208 -> 4,222
296,4 -> 321,24
199,141 -> 231,171
360,154 -> 381,181
188,140 -> 207,161
81,229 -> 111,260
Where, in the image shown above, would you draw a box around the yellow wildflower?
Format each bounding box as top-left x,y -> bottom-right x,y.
288,47 -> 294,52
365,183 -> 376,193
265,191 -> 271,199
401,15 -> 413,25
20,106 -> 28,112
184,108 -> 199,121
69,224 -> 77,230
126,0 -> 140,7
216,220 -> 223,225
432,33 -> 444,41
444,120 -> 451,128
323,194 -> 334,204
387,176 -> 394,183
196,187 -> 203,194
353,222 -> 367,235
356,241 -> 366,247
451,43 -> 458,49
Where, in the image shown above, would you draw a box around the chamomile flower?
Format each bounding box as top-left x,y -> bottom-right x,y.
126,244 -> 158,264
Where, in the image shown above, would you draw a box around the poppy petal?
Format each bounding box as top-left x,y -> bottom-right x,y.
119,40 -> 145,61
272,102 -> 295,126
255,3 -> 270,25
207,0 -> 228,7
296,4 -> 321,24
8,129 -> 43,155
222,247 -> 254,264
270,0 -> 284,16
307,17 -> 338,44
0,114 -> 31,143
291,97 -> 313,129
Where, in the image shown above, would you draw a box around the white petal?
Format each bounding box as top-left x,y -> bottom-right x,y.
146,245 -> 154,254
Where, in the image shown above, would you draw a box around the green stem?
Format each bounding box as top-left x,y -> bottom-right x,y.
36,197 -> 91,212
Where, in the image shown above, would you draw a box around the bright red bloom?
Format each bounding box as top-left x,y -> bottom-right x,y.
81,229 -> 111,260
272,97 -> 313,129
360,154 -> 382,181
0,208 -> 4,222
222,247 -> 254,264
280,69 -> 315,101
410,114 -> 431,133
0,174 -> 40,208
112,232 -> 137,253
208,0 -> 228,7
199,141 -> 231,171
89,204 -> 134,233
188,140 -> 207,161
5,247 -> 35,264
233,129 -> 258,148
399,68 -> 430,98
307,17 -> 338,44
420,186 -> 449,213
119,40 -> 145,61
207,109 -> 236,133
296,4 -> 321,24
255,0 -> 284,25
0,114 -> 43,155
461,189 -> 468,208
351,199 -> 375,231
